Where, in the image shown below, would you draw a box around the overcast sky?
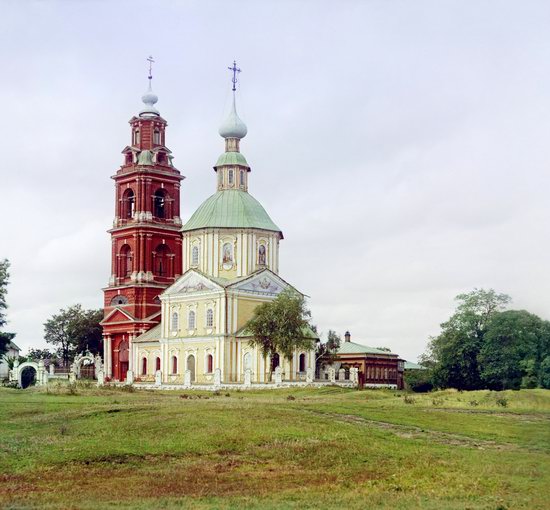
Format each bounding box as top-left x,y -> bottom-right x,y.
2,0 -> 550,362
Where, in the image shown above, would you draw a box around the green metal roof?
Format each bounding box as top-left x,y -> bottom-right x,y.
182,189 -> 282,234
134,324 -> 161,343
404,361 -> 426,370
337,341 -> 396,355
215,151 -> 249,168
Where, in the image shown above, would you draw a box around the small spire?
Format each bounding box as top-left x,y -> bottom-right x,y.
140,55 -> 159,117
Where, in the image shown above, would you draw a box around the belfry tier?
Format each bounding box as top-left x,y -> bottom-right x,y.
181,94 -> 282,279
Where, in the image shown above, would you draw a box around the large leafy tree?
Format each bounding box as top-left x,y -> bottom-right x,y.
0,259 -> 16,356
44,304 -> 103,365
424,289 -> 511,390
315,330 -> 341,369
478,310 -> 550,390
245,289 -> 315,361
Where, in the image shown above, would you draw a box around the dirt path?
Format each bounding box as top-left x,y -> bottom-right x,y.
305,410 -> 536,452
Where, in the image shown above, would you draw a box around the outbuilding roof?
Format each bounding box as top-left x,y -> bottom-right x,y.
337,341 -> 397,356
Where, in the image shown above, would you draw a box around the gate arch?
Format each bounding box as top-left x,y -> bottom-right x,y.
11,361 -> 47,388
17,362 -> 38,388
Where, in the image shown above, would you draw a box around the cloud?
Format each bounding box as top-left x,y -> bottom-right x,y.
2,0 -> 550,362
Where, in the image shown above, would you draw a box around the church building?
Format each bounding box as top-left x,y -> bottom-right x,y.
101,63 -> 317,385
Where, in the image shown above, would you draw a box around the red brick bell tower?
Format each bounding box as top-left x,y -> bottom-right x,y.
101,64 -> 183,381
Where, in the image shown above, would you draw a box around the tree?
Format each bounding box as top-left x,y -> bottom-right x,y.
423,289 -> 511,390
44,304 -> 103,365
478,310 -> 550,390
540,356 -> 550,389
26,348 -> 58,362
1,354 -> 27,370
0,259 -> 16,356
315,330 -> 341,369
245,289 -> 315,361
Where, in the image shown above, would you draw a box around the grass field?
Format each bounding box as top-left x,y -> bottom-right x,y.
0,384 -> 549,509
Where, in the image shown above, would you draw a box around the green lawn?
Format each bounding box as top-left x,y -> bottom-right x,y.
0,384 -> 549,509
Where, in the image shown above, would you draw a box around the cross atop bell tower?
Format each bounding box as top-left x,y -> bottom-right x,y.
147,55 -> 155,80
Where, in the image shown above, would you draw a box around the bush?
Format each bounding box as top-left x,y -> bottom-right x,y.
496,396 -> 508,407
404,369 -> 433,393
403,395 -> 415,404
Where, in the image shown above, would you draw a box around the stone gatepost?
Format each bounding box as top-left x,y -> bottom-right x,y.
155,370 -> 162,387
69,371 -> 76,384
184,369 -> 191,388
126,370 -> 134,385
350,367 -> 359,385
328,367 -> 336,383
49,364 -> 55,376
97,370 -> 105,387
274,366 -> 282,386
37,360 -> 46,386
338,368 -> 346,382
213,368 -> 221,389
244,368 -> 252,388
306,367 -> 314,383
10,360 -> 19,382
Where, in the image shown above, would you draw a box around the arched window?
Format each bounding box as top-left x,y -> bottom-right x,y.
228,169 -> 234,185
153,129 -> 160,145
153,189 -> 168,219
119,245 -> 132,277
133,129 -> 140,145
384,368 -> 388,380
171,312 -> 179,331
141,357 -> 147,375
154,244 -> 171,277
207,354 -> 213,373
110,295 -> 128,306
122,189 -> 135,219
299,353 -> 306,372
206,308 -> 214,328
243,352 -> 252,371
155,357 -> 161,372
239,170 -> 245,187
171,355 -> 178,374
188,310 -> 196,329
192,246 -> 199,266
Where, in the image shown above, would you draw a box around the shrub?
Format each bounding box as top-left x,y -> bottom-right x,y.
496,396 -> 508,407
403,395 -> 415,404
469,400 -> 479,407
432,398 -> 443,406
404,369 -> 433,393
287,395 -> 296,401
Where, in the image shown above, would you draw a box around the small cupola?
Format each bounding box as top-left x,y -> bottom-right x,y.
140,56 -> 160,117
345,331 -> 351,342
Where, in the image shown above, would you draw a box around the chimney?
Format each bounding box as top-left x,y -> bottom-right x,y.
344,331 -> 351,342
